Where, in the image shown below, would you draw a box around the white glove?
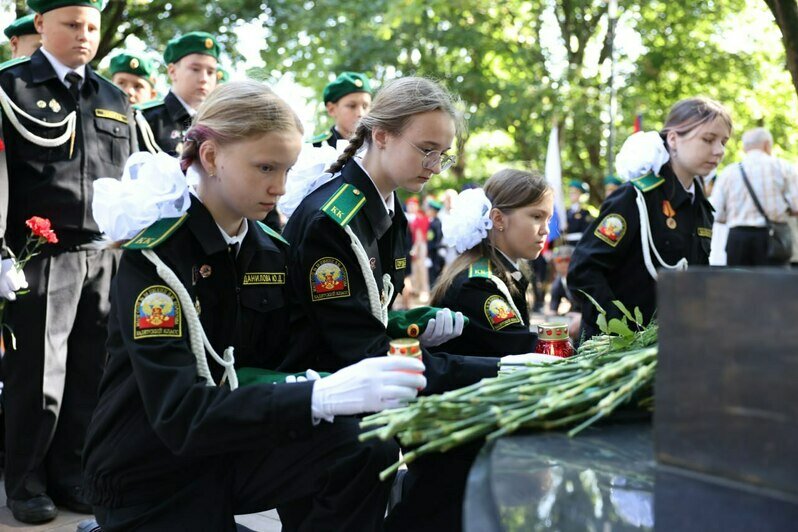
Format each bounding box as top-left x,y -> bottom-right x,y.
0,259 -> 28,301
500,353 -> 563,368
419,309 -> 465,347
311,356 -> 426,422
285,369 -> 322,383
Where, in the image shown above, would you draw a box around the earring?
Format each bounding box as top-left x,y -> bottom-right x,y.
498,227 -> 504,232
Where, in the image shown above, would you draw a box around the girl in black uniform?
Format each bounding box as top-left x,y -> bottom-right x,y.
431,169 -> 554,356
568,97 -> 732,339
82,80 -> 425,531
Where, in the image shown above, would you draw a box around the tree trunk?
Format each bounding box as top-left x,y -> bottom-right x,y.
764,0 -> 798,98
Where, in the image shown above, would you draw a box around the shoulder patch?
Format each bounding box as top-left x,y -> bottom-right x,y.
320,184 -> 367,227
0,56 -> 30,72
594,213 -> 627,247
484,295 -> 521,331
255,220 -> 289,246
468,258 -> 492,279
123,215 -> 188,250
310,257 -> 350,301
631,172 -> 665,192
310,131 -> 332,144
134,98 -> 165,112
133,285 -> 182,340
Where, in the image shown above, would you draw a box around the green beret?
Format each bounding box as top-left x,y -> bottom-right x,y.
603,175 -> 623,186
4,15 -> 37,39
164,31 -> 220,65
216,66 -> 229,83
109,53 -> 156,82
323,71 -> 372,104
426,199 -> 443,210
387,307 -> 469,339
27,0 -> 104,13
568,179 -> 588,192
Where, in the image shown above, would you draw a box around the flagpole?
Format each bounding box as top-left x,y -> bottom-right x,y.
607,0 -> 618,176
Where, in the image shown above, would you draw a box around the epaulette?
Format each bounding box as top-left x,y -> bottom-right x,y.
631,172 -> 665,192
468,258 -> 493,279
0,56 -> 29,73
134,98 -> 165,112
309,131 -> 332,144
122,215 -> 189,249
94,72 -> 127,97
256,220 -> 289,246
320,184 -> 366,227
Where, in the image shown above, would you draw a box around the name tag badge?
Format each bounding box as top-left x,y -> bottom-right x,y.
243,272 -> 285,285
95,108 -> 129,124
395,257 -> 407,270
697,227 -> 713,238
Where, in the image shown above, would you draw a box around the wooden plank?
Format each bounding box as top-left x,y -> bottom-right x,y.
655,268 -> 798,496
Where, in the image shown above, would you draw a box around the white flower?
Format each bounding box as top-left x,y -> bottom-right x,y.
442,188 -> 493,253
92,152 -> 191,241
615,131 -> 670,181
278,143 -> 342,219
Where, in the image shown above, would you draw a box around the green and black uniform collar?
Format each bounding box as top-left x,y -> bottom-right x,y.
339,159 -> 405,239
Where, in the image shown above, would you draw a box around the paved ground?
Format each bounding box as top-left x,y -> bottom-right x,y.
0,482 -> 281,532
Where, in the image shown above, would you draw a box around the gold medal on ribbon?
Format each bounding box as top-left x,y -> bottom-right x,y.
662,200 -> 677,230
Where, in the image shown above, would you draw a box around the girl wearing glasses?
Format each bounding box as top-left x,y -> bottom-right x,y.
279,77 -> 502,531
429,169 -> 554,356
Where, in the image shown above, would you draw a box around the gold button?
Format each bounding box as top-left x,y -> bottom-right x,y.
205,38 -> 213,49
353,189 -> 361,195
130,58 -> 139,69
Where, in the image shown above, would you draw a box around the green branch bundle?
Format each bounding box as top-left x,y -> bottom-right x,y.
360,299 -> 657,481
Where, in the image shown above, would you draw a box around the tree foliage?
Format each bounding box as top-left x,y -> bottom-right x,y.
256,0 -> 798,197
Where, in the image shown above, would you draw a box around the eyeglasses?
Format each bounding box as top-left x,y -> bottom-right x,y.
400,137 -> 457,172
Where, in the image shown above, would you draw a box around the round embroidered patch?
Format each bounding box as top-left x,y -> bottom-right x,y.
594,214 -> 627,247
133,285 -> 182,339
310,257 -> 350,301
483,295 -> 521,331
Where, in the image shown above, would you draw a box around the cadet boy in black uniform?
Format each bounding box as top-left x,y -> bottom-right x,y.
108,51 -> 157,105
565,179 -> 594,245
4,14 -> 42,59
0,0 -> 136,523
311,71 -> 372,148
568,97 -> 731,340
135,31 -> 218,155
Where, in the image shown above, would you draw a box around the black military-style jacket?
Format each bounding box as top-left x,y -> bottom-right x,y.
311,125 -> 345,148
280,159 -> 498,393
567,164 -> 713,339
567,206 -> 594,234
0,49 -> 136,252
137,91 -> 192,156
434,254 -> 538,356
83,196 -> 312,508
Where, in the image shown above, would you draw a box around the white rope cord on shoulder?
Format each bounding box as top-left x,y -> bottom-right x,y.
343,225 -> 393,326
634,187 -> 688,281
134,110 -> 163,155
488,274 -> 525,326
142,249 -> 239,390
0,85 -> 76,147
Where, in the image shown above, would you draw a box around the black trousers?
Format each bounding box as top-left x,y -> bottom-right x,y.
94,418 -> 398,532
385,441 -> 484,532
2,249 -> 119,499
726,226 -> 788,266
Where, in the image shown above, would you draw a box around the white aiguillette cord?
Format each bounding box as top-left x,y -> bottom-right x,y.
344,225 -> 394,326
142,249 -> 238,390
634,187 -> 688,280
0,85 -> 76,148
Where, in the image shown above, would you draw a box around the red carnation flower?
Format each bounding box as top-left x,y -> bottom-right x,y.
0,138 -> 5,152
25,216 -> 52,238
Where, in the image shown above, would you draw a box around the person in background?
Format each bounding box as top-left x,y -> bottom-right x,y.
135,31 -> 219,156
108,51 -> 157,105
0,0 -> 136,523
710,127 -> 798,266
604,174 -> 623,199
565,179 -> 593,245
312,71 -> 373,149
425,198 -> 445,286
4,14 -> 41,58
408,196 -> 431,302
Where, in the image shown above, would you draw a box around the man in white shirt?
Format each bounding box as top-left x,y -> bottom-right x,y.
711,128 -> 798,266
